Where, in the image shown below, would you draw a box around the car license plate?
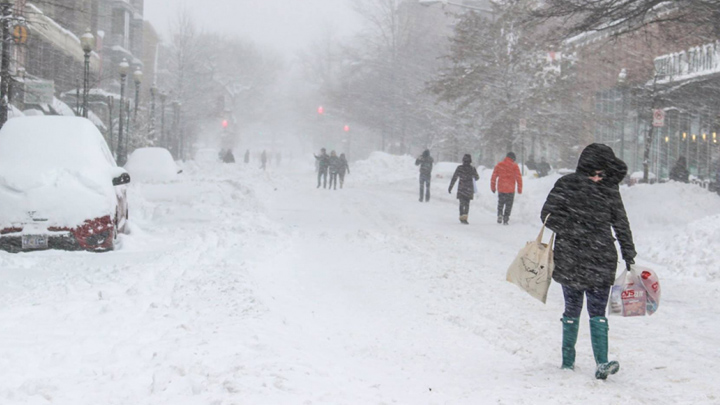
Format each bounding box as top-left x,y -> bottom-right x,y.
21,235 -> 48,250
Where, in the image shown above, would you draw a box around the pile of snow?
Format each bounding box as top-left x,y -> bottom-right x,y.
622,182 -> 720,280
352,151 -> 417,184
0,117 -> 121,227
124,147 -> 179,183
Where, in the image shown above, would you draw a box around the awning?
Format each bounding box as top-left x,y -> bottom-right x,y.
26,4 -> 100,73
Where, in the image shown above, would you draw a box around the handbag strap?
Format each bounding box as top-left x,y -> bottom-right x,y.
537,214 -> 551,243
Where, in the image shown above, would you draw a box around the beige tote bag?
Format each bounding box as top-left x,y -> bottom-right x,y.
506,215 -> 555,303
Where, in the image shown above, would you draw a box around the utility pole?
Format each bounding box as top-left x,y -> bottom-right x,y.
0,0 -> 13,129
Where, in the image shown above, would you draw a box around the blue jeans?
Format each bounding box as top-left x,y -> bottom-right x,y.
562,285 -> 611,318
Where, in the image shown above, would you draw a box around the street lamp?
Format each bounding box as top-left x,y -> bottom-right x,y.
133,67 -> 142,121
117,58 -> 130,166
149,85 -> 156,140
0,0 -> 13,129
617,68 -> 628,161
80,28 -> 95,118
159,91 -> 167,148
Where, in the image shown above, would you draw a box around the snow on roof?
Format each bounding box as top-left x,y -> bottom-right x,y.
52,97 -> 76,117
87,110 -> 107,130
8,105 -> 24,119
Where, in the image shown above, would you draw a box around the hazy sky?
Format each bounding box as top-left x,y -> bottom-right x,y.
144,0 -> 363,54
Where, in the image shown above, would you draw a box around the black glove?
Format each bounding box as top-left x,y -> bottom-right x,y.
448,188 -> 452,194
625,259 -> 635,271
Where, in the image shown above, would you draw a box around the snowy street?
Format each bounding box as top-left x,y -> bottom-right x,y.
1,154 -> 719,404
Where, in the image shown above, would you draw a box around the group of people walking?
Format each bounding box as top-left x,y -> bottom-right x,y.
314,148 -> 350,190
418,144 -> 636,381
417,149 -> 523,225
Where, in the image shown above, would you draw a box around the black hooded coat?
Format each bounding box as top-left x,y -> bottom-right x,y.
541,144 -> 636,290
449,155 -> 479,200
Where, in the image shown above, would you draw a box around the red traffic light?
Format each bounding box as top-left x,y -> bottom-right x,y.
317,106 -> 324,114
344,125 -> 350,132
222,119 -> 228,128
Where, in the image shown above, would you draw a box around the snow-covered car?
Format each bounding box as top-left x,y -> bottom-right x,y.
125,147 -> 182,182
0,116 -> 130,252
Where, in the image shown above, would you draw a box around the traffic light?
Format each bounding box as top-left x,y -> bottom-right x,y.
317,106 -> 324,115
344,125 -> 350,132
222,119 -> 228,129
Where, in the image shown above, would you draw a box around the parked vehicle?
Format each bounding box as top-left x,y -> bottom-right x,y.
125,147 -> 182,182
0,117 -> 130,252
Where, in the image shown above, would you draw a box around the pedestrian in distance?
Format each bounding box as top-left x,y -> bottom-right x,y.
328,150 -> 340,190
314,148 -> 330,188
669,156 -> 689,183
540,143 -> 636,380
415,149 -> 434,202
491,152 -> 523,225
244,149 -> 250,164
537,157 -> 551,178
260,150 -> 267,171
222,148 -> 235,163
526,154 -> 537,171
338,153 -> 350,189
448,154 -> 479,224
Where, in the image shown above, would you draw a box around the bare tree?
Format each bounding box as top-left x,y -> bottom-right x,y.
529,0 -> 720,41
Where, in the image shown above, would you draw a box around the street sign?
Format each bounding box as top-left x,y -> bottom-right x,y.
23,80 -> 55,105
653,109 -> 665,127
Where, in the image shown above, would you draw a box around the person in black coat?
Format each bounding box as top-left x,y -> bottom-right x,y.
415,149 -> 434,202
669,156 -> 689,183
540,143 -> 636,380
448,154 -> 480,224
314,148 -> 329,188
338,153 -> 350,189
328,150 -> 340,190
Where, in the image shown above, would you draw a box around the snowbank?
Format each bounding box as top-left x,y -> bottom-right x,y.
351,152 -> 720,281
622,182 -> 720,280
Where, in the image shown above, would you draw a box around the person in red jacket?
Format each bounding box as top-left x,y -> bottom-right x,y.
491,152 -> 523,225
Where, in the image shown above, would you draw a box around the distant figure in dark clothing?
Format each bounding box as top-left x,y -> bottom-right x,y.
415,149 -> 434,202
669,157 -> 689,183
222,149 -> 235,163
260,150 -> 267,170
448,154 -> 480,224
244,149 -> 250,164
526,155 -> 537,171
491,152 -> 523,225
314,148 -> 329,188
328,150 -> 340,190
537,157 -> 551,178
338,153 -> 350,188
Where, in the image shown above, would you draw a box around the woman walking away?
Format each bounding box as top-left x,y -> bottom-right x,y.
328,151 -> 340,190
448,154 -> 480,224
338,153 -> 350,188
541,143 -> 636,380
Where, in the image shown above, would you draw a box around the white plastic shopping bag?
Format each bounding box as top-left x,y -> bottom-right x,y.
608,265 -> 660,317
506,215 -> 555,303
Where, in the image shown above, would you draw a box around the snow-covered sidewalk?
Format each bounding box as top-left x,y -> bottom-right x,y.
1,154 -> 718,404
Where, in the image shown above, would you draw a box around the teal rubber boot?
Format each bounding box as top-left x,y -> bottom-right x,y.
561,317 -> 580,370
590,316 -> 620,379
